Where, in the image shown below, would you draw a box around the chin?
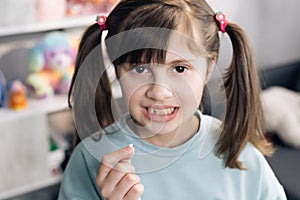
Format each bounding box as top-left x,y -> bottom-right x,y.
142,120 -> 181,137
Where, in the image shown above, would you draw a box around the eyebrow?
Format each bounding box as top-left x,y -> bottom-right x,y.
123,57 -> 201,67
166,58 -> 199,65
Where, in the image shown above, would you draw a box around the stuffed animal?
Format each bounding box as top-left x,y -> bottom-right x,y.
261,86 -> 300,148
67,0 -> 119,15
26,73 -> 54,99
8,80 -> 27,111
27,31 -> 76,98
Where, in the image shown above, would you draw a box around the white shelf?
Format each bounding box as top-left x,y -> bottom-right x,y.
0,15 -> 95,37
0,95 -> 68,199
0,13 -> 86,199
0,95 -> 69,121
0,174 -> 62,199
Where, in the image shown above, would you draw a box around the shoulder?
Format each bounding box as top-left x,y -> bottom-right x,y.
239,143 -> 265,163
238,142 -> 273,172
58,141 -> 103,199
238,143 -> 287,199
58,122 -> 127,200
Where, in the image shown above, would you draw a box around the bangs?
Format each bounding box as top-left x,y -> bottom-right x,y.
113,48 -> 167,67
105,1 -> 211,71
109,27 -> 172,67
107,2 -> 184,67
111,24 -> 172,66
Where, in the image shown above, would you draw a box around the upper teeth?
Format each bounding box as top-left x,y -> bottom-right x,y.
148,107 -> 175,115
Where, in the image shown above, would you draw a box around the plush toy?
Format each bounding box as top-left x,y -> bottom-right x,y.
67,0 -> 119,15
261,86 -> 300,148
8,80 -> 27,111
27,31 -> 76,98
26,73 -> 54,99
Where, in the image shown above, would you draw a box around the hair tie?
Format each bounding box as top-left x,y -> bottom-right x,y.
96,15 -> 108,31
215,12 -> 228,33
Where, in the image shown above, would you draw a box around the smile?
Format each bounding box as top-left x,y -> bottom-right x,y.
148,107 -> 175,115
143,106 -> 179,122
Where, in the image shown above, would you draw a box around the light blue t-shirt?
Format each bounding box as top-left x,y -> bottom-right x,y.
58,111 -> 287,200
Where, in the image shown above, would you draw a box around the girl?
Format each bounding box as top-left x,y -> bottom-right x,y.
59,0 -> 287,199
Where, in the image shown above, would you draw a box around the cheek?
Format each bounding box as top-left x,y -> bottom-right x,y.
172,75 -> 205,107
119,79 -> 146,110
191,79 -> 205,105
118,69 -> 151,109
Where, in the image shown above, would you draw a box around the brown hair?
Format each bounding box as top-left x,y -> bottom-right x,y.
68,0 -> 273,169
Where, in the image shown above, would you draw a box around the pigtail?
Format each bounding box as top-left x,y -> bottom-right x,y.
217,23 -> 273,169
68,24 -> 101,109
68,24 -> 114,146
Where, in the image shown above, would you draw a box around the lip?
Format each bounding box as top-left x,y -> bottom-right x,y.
142,106 -> 179,122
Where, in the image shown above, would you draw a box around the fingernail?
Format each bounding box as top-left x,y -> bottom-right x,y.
127,144 -> 134,153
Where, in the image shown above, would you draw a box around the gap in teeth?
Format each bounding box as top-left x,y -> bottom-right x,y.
148,107 -> 175,115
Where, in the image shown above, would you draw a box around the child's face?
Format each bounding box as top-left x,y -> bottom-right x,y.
118,34 -> 212,141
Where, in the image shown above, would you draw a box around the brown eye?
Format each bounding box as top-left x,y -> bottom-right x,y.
173,65 -> 187,73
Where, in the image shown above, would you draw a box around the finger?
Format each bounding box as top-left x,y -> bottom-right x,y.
97,145 -> 134,184
96,145 -> 135,189
112,174 -> 142,200
100,162 -> 136,198
102,144 -> 134,167
123,183 -> 144,200
121,144 -> 135,164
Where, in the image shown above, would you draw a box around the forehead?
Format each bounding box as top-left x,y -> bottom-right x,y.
166,31 -> 207,61
163,30 -> 208,70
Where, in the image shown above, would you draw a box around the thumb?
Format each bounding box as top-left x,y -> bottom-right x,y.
101,144 -> 135,167
120,144 -> 135,164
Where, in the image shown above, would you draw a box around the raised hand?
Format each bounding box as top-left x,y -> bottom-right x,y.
96,144 -> 144,200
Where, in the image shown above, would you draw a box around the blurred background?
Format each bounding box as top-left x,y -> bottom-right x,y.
210,0 -> 300,68
0,0 -> 299,199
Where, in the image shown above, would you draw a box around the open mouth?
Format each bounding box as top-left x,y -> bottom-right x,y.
148,107 -> 175,115
143,106 -> 179,122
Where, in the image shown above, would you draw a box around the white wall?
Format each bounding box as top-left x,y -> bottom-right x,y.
208,0 -> 300,68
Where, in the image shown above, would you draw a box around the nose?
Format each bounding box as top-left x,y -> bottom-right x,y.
146,83 -> 173,101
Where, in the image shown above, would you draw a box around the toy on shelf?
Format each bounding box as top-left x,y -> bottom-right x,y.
67,0 -> 119,16
8,80 -> 27,111
27,31 -> 77,99
26,73 -> 54,99
36,0 -> 67,22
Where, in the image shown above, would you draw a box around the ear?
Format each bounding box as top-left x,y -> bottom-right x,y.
205,57 -> 216,83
